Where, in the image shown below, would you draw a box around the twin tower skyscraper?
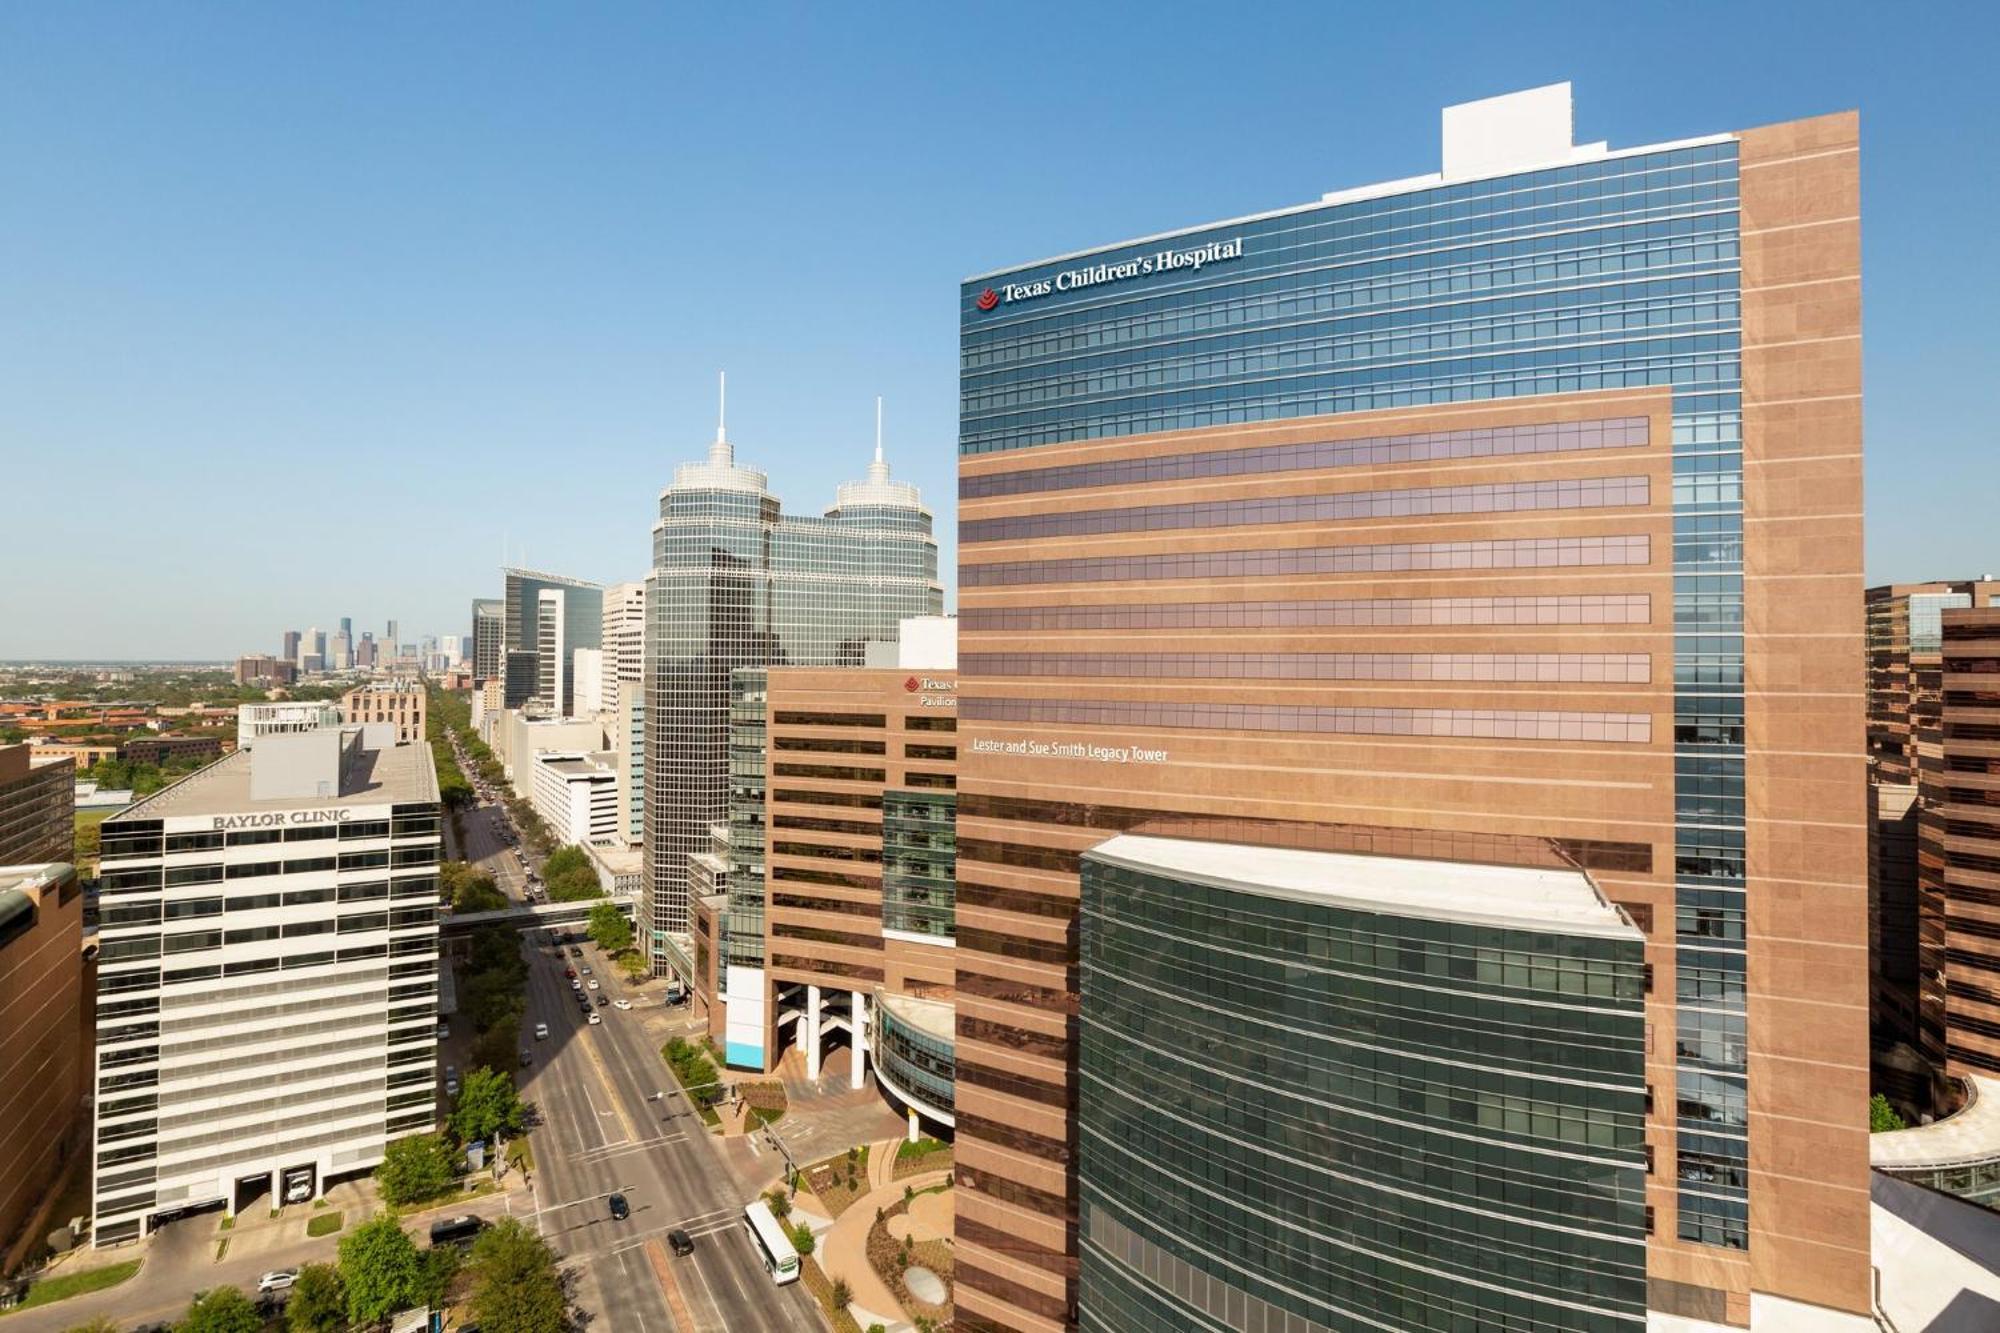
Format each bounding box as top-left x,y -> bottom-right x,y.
638,377 -> 942,960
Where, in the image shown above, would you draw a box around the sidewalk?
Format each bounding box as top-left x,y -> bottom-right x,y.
816,1165 -> 951,1333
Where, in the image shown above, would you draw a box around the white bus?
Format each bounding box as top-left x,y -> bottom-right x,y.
742,1200 -> 800,1285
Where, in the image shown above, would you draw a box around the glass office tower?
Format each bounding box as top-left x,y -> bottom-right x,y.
641,418 -> 941,971
501,568 -> 603,716
955,85 -> 1866,1332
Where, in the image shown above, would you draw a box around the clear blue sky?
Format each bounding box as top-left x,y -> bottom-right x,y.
3,2 -> 1995,659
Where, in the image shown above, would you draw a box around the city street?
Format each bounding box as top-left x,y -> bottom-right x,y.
518,931 -> 820,1332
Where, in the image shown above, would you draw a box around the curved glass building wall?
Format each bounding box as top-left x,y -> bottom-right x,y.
872,989 -> 956,1127
1077,835 -> 1649,1333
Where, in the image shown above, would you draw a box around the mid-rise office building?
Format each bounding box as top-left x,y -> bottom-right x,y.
342,681 -> 426,747
356,633 -> 378,670
91,726 -> 442,1243
695,652 -> 958,1121
502,569 -> 604,718
0,862 -> 85,1273
331,632 -> 353,672
233,654 -> 297,688
1865,580 -> 2000,1086
615,688 -> 644,848
529,751 -> 621,847
602,581 -> 645,715
571,648 -> 604,715
471,599 -> 505,685
282,630 -> 302,665
957,85 -> 1865,1330
641,391 -> 941,974
1919,606 -> 2000,1087
1,744 -> 77,867
120,736 -> 223,768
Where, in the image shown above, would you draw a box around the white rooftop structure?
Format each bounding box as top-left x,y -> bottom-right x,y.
1086,834 -> 1638,940
832,397 -> 928,515
670,371 -> 771,494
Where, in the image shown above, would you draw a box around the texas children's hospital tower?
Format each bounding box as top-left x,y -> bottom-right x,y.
953,85 -> 1865,1332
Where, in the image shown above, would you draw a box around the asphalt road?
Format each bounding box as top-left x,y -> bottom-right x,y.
519,932 -> 820,1332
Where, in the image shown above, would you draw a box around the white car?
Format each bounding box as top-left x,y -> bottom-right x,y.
612,999 -> 632,1010
587,980 -> 600,991
534,1023 -> 549,1039
570,979 -> 582,991
259,1269 -> 297,1293
587,1013 -> 602,1025
444,1077 -> 459,1098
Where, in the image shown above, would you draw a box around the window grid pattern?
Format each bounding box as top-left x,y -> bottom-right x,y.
1077,857 -> 1647,1331
963,652 -> 1651,684
963,477 -> 1651,545
962,417 -> 1648,499
964,594 -> 1651,633
960,140 -> 1751,1272
963,696 -> 1651,744
964,536 -> 1651,589
643,475 -> 942,963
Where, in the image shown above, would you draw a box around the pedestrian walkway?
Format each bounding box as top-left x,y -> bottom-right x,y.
816,1165 -> 951,1333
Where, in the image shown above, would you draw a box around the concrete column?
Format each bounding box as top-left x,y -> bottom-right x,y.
805,984 -> 822,1081
269,1168 -> 281,1212
908,1107 -> 920,1144
850,989 -> 868,1090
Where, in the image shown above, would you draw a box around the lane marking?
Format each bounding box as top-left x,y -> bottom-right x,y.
644,1237 -> 699,1332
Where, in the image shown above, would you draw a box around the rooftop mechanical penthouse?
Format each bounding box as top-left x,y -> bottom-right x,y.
955,83 -> 1865,1332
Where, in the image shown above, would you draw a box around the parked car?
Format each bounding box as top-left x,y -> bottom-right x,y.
608,1192 -> 629,1221
587,980 -> 600,991
569,946 -> 584,958
258,1270 -> 297,1294
520,1049 -> 532,1067
594,994 -> 608,1007
444,1076 -> 459,1098
612,999 -> 632,1010
434,1021 -> 450,1040
587,1013 -> 602,1025
667,1228 -> 695,1257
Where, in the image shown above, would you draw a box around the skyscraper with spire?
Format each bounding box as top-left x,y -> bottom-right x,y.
641,377 -> 941,974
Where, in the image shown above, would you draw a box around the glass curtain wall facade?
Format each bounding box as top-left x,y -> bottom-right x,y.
501,569 -> 604,714
470,598 -> 504,685
955,91 -> 1866,1329
641,437 -> 942,971
1077,844 -> 1648,1332
883,789 -> 956,939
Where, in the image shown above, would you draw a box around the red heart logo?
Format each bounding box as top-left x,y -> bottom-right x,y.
975,288 -> 999,312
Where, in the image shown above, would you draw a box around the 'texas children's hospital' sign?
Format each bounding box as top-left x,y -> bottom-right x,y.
975,237 -> 1244,311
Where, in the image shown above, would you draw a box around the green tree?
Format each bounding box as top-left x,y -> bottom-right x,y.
374,1133 -> 457,1206
285,1262 -> 346,1333
464,969 -> 527,1032
789,1220 -> 815,1256
467,1217 -> 567,1333
1869,1092 -> 1907,1133
178,1286 -> 262,1333
452,1066 -> 526,1146
471,1022 -> 521,1079
63,1319 -> 121,1333
587,902 -> 633,954
542,845 -> 604,903
338,1214 -> 433,1327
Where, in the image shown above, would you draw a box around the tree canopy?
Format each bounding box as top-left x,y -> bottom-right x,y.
587,901 -> 633,954
468,1218 -> 567,1333
374,1133 -> 457,1207
451,1066 -> 526,1146
285,1262 -> 346,1333
543,845 -> 604,902
338,1214 -> 452,1327
179,1286 -> 262,1333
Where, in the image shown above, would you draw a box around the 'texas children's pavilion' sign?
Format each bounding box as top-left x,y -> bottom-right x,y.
974,237 -> 1244,312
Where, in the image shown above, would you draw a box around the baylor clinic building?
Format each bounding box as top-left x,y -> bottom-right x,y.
954,84 -> 1868,1331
